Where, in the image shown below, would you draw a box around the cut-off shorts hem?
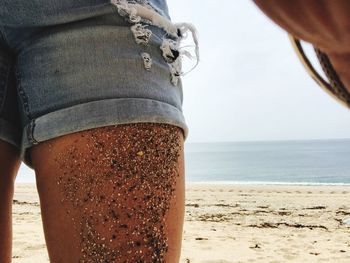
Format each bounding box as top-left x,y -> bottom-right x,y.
19,97 -> 188,169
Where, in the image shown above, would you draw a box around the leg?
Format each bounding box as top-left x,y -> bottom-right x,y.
30,123 -> 185,263
0,140 -> 21,263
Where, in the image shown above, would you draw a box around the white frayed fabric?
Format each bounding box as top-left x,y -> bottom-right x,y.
111,0 -> 141,23
168,58 -> 182,86
174,22 -> 200,75
131,23 -> 152,45
141,52 -> 152,70
111,0 -> 200,82
160,39 -> 179,63
130,5 -> 200,73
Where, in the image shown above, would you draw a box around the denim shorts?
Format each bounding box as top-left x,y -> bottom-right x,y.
0,0 -> 192,169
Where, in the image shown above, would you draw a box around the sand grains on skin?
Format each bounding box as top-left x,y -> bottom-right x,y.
52,123 -> 182,262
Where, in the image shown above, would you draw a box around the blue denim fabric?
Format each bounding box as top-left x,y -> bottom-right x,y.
0,1 -> 171,26
0,0 -> 188,169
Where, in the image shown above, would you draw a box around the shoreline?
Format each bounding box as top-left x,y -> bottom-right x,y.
15,181 -> 350,186
187,181 -> 350,186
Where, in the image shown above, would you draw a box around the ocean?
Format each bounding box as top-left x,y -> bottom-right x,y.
16,139 -> 350,185
184,139 -> 350,185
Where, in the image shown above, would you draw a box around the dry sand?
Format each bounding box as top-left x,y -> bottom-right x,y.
12,183 -> 350,262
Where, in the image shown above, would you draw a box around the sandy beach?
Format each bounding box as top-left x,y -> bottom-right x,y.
12,183 -> 350,262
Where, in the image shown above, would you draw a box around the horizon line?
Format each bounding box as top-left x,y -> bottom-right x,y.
185,137 -> 350,144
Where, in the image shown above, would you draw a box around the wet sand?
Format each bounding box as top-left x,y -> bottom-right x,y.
12,183 -> 350,262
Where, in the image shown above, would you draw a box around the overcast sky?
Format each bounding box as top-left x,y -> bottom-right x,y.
168,0 -> 350,143
16,0 -> 350,181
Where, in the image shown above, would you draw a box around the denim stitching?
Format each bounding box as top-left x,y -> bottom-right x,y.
14,66 -> 38,144
14,67 -> 32,119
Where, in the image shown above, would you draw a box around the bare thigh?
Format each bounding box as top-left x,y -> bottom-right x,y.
0,139 -> 21,263
30,123 -> 185,263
